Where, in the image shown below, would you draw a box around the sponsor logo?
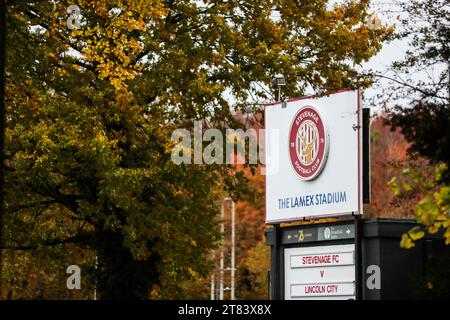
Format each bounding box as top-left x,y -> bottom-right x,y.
324,227 -> 331,240
298,230 -> 305,242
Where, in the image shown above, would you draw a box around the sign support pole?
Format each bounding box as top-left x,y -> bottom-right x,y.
269,224 -> 282,300
354,214 -> 363,300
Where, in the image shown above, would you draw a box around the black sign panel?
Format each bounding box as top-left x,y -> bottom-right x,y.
282,223 -> 354,244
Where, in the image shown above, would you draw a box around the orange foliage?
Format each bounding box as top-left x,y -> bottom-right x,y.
367,116 -> 431,218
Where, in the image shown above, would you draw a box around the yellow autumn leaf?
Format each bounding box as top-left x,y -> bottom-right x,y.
400,233 -> 415,249
409,228 -> 425,241
444,228 -> 450,245
428,223 -> 441,234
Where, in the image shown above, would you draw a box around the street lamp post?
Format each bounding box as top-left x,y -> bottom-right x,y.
271,77 -> 286,102
230,199 -> 235,300
219,201 -> 224,300
215,197 -> 237,300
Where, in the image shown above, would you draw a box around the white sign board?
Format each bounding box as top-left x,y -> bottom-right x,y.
290,251 -> 354,268
265,90 -> 362,223
285,244 -> 355,300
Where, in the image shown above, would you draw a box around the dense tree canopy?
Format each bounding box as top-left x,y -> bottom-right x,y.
2,0 -> 390,298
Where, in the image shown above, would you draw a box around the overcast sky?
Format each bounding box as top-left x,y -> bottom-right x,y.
362,0 -> 447,113
361,0 -> 409,112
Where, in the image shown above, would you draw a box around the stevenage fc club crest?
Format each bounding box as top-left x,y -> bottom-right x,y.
289,106 -> 329,180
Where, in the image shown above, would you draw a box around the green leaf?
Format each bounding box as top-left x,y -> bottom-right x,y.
388,176 -> 401,196
402,181 -> 413,191
416,196 -> 439,225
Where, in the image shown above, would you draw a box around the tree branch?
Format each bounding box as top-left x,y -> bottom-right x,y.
371,72 -> 448,101
0,231 -> 99,250
5,200 -> 58,214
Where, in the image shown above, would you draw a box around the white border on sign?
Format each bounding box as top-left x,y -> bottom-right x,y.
264,89 -> 363,223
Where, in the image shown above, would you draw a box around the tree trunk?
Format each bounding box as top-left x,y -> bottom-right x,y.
95,231 -> 160,300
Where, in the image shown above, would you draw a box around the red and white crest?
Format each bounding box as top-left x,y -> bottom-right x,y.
289,106 -> 329,180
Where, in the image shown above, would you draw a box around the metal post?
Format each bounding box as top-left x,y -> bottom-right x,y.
270,224 -> 281,300
362,108 -> 371,204
94,254 -> 98,300
354,214 -> 363,300
230,200 -> 235,300
447,59 -> 449,103
210,273 -> 215,300
219,201 -> 224,300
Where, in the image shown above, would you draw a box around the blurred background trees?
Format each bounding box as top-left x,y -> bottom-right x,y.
370,0 -> 449,247
1,0 -> 390,299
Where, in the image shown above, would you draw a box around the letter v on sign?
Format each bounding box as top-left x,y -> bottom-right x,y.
320,270 -> 324,278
